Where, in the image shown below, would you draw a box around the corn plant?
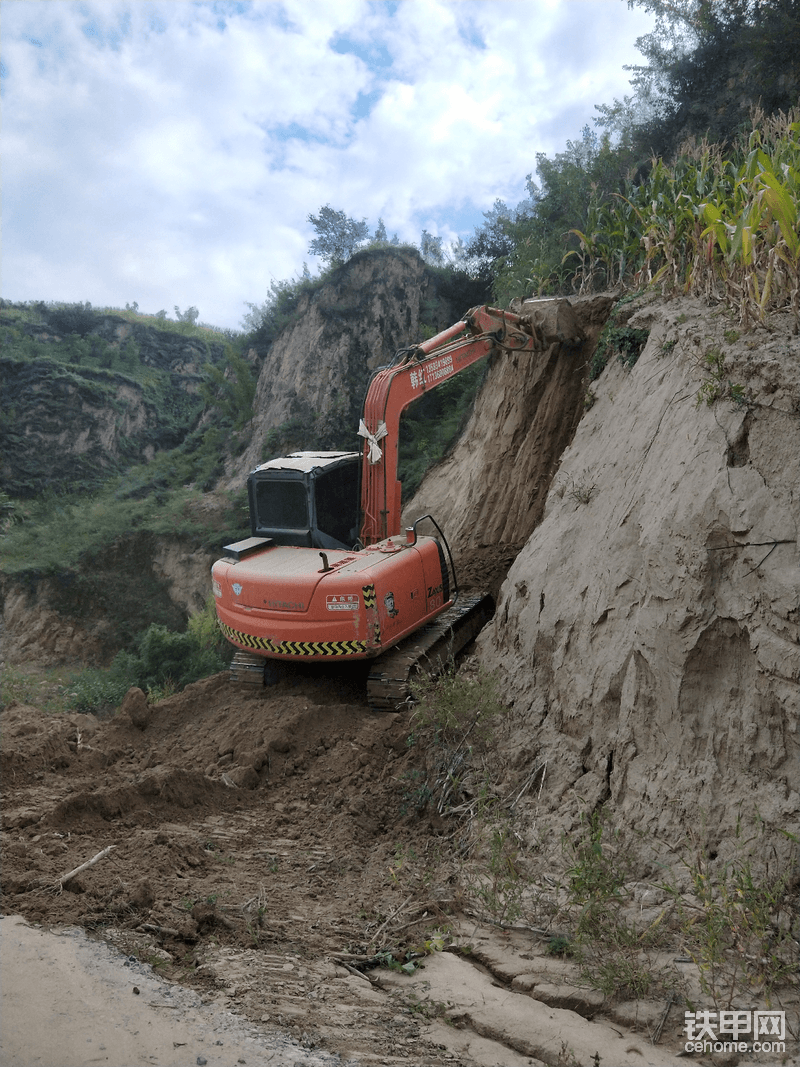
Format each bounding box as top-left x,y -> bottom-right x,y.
565,111 -> 800,328
633,112 -> 799,325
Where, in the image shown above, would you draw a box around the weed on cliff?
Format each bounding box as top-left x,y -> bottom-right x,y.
694,347 -> 753,409
403,667 -> 507,818
462,823 -> 527,926
554,473 -> 597,505
589,299 -> 650,381
561,811 -> 675,1001
664,823 -> 799,1009
410,666 -> 504,746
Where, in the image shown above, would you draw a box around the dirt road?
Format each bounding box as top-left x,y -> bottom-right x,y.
1,913 -> 348,1066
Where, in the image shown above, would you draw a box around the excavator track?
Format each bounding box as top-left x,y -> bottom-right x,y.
230,650 -> 269,686
366,593 -> 495,712
228,595 -> 494,708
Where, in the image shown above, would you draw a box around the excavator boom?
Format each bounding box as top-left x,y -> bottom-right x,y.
358,306 -> 545,544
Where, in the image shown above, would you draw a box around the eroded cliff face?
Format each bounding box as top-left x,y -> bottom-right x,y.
454,294 -> 799,864
221,248 -> 482,489
402,294 -> 614,593
0,311 -> 226,498
1,533 -> 215,666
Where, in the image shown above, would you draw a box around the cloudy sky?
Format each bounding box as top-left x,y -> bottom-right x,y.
2,0 -> 654,330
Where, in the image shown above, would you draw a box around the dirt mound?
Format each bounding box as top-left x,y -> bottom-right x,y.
2,669 -> 734,1066
1,673 -> 456,1064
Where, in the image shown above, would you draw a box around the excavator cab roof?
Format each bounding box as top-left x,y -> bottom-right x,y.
252,451 -> 359,475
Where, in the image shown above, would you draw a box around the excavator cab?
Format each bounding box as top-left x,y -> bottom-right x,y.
247,451 -> 360,551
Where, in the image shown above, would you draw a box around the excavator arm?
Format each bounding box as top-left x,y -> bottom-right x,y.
358,304 -> 549,546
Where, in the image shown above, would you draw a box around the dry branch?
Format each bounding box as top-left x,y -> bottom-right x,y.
652,993 -> 674,1045
55,845 -> 116,892
366,893 -> 414,949
140,923 -> 181,938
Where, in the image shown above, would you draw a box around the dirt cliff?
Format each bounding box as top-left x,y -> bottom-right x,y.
221,247 -> 486,488
1,533 -> 216,666
402,293 -> 615,595
407,292 -> 800,865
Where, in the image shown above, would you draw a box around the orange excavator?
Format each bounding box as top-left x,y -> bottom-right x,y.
212,304 -> 557,709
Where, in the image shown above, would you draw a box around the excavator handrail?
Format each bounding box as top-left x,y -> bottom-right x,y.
407,512 -> 459,605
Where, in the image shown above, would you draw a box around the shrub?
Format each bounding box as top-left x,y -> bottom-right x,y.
68,652 -> 140,714
561,811 -> 673,1000
134,601 -> 230,692
64,598 -> 231,713
665,826 -> 799,1007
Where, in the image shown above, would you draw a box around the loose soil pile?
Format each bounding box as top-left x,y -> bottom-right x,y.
0,665 -> 699,1067
3,666 -> 793,1066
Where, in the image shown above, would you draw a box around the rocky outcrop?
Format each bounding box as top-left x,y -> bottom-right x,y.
452,294 -> 799,864
222,247 -> 486,489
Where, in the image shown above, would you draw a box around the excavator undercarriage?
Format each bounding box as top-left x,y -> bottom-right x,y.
229,592 -> 494,712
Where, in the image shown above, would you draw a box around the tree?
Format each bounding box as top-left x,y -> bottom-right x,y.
174,305 -> 200,325
200,346 -> 256,431
241,273 -> 317,342
605,1 -> 800,158
466,200 -> 521,264
491,126 -> 628,302
420,229 -> 444,265
373,218 -> 388,243
307,205 -> 370,267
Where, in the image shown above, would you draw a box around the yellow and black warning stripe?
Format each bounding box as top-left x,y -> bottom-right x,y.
362,583 -> 377,609
361,582 -> 381,644
220,622 -> 367,657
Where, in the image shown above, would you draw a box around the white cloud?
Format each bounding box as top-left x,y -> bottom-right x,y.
1,0 -> 654,329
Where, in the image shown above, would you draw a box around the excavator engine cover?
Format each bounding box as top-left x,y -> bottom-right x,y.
212,533 -> 451,661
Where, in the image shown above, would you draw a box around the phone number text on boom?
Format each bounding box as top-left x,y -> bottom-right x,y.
410,354 -> 453,389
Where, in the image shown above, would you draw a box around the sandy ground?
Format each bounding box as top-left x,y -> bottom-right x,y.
1,666 -> 795,1066
1,913 -> 345,1067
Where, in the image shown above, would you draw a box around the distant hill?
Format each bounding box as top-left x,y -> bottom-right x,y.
0,301 -> 231,498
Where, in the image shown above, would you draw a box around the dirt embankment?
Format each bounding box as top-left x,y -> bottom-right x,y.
408,292 -> 799,867
479,296 -> 799,867
404,294 -> 614,560
1,530 -> 218,666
